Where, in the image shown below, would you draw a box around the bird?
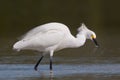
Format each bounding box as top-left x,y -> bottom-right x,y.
13,22 -> 99,71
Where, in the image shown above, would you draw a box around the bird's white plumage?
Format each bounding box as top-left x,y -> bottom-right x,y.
13,22 -> 73,52
22,22 -> 70,40
13,22 -> 97,53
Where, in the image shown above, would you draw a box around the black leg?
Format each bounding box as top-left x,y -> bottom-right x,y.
34,56 -> 44,71
49,50 -> 54,71
50,56 -> 53,70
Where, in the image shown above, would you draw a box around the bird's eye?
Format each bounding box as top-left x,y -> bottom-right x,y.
91,34 -> 96,39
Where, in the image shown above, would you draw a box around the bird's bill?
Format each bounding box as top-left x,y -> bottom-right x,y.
92,38 -> 99,47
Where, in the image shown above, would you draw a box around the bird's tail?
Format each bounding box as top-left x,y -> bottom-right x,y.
13,40 -> 26,51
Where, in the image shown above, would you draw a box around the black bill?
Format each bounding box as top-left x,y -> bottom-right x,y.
92,38 -> 99,47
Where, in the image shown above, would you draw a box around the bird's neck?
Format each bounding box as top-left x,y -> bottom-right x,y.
75,33 -> 86,47
66,33 -> 86,48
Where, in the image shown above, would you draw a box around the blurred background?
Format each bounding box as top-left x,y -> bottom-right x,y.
0,0 -> 120,79
0,0 -> 120,37
0,0 -> 120,63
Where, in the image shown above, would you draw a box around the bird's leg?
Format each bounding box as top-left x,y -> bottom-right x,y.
34,55 -> 44,71
50,50 -> 54,71
50,56 -> 53,71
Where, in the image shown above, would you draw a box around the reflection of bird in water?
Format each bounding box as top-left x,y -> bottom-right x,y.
13,22 -> 99,71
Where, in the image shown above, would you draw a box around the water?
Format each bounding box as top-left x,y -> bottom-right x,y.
0,64 -> 120,80
0,63 -> 120,80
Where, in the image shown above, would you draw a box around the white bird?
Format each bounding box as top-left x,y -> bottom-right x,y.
13,22 -> 99,71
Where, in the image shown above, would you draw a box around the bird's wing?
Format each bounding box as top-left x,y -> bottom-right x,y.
21,22 -> 67,40
21,25 -> 45,40
20,29 -> 65,50
34,29 -> 65,47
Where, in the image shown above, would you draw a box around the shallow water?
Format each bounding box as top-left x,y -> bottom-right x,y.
0,54 -> 120,80
0,63 -> 120,80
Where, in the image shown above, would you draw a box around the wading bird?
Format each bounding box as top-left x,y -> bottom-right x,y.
13,22 -> 99,71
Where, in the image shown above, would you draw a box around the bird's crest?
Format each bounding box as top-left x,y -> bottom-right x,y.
77,23 -> 88,32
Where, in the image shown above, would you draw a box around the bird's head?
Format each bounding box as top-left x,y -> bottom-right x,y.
78,23 -> 99,47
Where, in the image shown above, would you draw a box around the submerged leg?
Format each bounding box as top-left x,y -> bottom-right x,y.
50,50 -> 54,71
34,56 -> 44,71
